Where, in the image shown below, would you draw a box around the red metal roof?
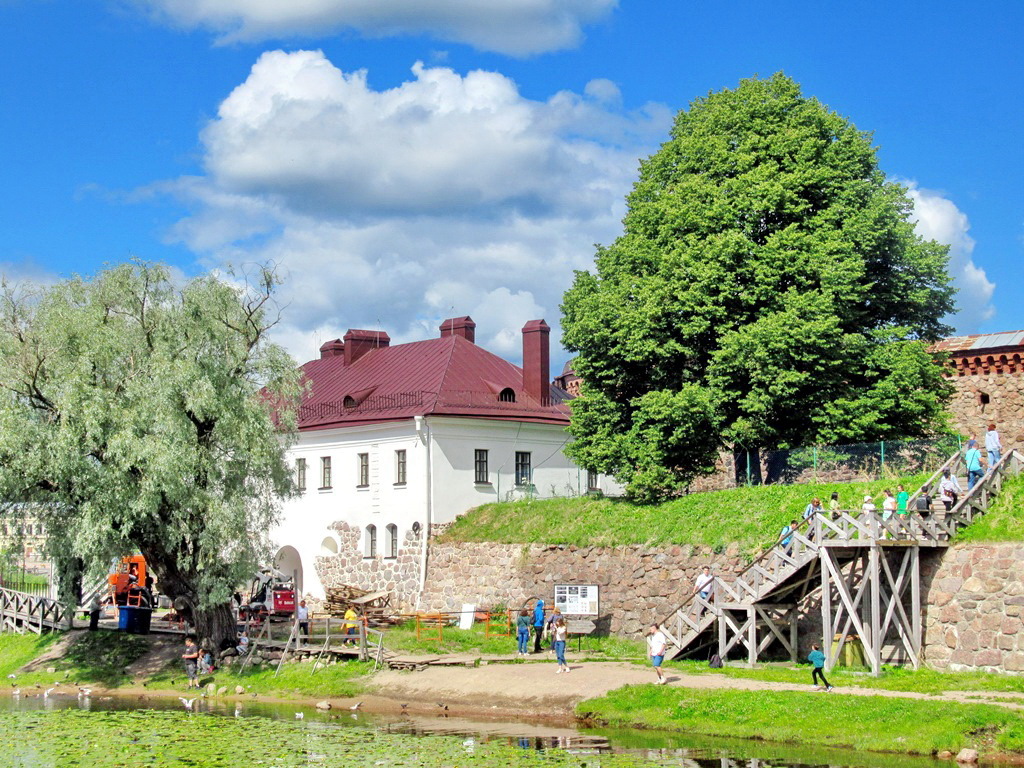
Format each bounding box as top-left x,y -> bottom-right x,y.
297,335 -> 570,431
932,331 -> 1024,354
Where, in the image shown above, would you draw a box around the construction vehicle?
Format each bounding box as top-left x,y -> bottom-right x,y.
237,568 -> 295,622
107,555 -> 152,607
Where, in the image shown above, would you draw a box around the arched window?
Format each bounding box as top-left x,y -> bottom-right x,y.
386,524 -> 398,558
343,395 -> 357,408
365,524 -> 377,557
498,388 -> 516,403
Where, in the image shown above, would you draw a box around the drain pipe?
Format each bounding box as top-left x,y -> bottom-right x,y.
415,416 -> 432,609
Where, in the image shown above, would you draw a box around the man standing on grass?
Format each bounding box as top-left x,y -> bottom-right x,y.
647,624 -> 668,685
808,644 -> 833,691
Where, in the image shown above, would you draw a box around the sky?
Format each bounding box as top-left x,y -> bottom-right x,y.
1,0 -> 1020,370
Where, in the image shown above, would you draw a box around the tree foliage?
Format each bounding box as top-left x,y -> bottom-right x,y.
561,74 -> 955,501
0,262 -> 301,643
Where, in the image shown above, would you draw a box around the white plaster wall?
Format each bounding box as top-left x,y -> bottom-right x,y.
272,421 -> 427,598
273,414 -> 621,598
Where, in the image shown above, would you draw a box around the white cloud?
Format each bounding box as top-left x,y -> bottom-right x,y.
135,0 -> 617,55
907,184 -> 996,333
161,52 -> 669,366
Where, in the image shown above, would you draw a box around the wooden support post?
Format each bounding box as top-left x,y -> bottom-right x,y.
718,612 -> 726,660
911,547 -> 921,667
821,549 -> 833,670
747,608 -> 756,667
789,606 -> 798,663
869,545 -> 881,676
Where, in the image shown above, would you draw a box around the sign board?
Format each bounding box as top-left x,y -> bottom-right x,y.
459,603 -> 475,630
566,619 -> 597,635
553,584 -> 599,616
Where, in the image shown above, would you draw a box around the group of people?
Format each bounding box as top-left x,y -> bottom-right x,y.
515,600 -> 570,673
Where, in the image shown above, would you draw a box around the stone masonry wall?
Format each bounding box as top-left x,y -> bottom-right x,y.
923,542 -> 1024,672
419,542 -> 746,637
946,372 -> 1024,449
315,521 -> 424,611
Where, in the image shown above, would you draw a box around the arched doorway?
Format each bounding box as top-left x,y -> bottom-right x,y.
274,545 -> 303,595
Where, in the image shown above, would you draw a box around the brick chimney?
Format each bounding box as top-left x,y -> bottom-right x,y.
439,316 -> 476,343
522,319 -> 550,404
343,329 -> 390,365
319,339 -> 345,359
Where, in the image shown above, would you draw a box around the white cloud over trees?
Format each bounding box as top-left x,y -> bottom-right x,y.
163,51 -> 670,363
135,0 -> 617,55
907,183 -> 996,333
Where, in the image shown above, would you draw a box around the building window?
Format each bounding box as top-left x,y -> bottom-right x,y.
587,470 -> 599,491
386,524 -> 398,558
365,524 -> 377,557
35,524 -> 43,536
320,456 -> 332,489
515,451 -> 532,486
395,450 -> 407,486
474,449 -> 489,484
295,458 -> 307,492
498,387 -> 516,403
357,453 -> 369,487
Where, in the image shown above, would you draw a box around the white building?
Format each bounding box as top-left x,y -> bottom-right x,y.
271,316 -> 615,607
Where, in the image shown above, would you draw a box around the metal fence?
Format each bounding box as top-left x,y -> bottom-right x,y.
731,435 -> 963,487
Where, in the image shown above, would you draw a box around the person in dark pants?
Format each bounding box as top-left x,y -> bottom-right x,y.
808,643 -> 833,691
88,595 -> 101,631
532,598 -> 545,653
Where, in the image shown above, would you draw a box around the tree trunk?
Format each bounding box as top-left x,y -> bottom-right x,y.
146,555 -> 236,650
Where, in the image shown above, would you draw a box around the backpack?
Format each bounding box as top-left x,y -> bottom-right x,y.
709,653 -> 723,668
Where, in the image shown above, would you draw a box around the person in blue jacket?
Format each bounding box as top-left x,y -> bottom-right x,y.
808,643 -> 833,691
532,598 -> 546,653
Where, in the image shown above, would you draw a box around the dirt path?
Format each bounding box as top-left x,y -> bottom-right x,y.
369,660 -> 1024,716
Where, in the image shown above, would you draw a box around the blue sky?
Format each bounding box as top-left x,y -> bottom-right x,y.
1,0 -> 1020,367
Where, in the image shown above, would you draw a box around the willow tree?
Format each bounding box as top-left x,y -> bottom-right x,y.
562,74 -> 956,501
0,262 -> 301,644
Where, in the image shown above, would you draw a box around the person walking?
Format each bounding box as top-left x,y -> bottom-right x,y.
828,492 -> 841,520
779,520 -> 797,556
938,468 -> 962,512
881,490 -> 896,521
646,624 -> 668,684
986,423 -> 1003,468
552,617 -> 570,673
895,484 -> 909,517
861,495 -> 876,515
808,644 -> 833,691
694,566 -> 714,615
515,609 -> 531,656
965,439 -> 985,491
296,600 -> 309,646
916,484 -> 934,516
546,608 -> 563,653
532,598 -> 546,654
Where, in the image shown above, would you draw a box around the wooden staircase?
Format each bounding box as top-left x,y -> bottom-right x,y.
660,447 -> 1024,673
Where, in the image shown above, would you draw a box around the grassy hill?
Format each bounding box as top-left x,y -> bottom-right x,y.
439,474 -> 929,555
957,472 -> 1024,543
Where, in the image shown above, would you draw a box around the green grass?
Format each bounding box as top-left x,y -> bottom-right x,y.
6,631 -> 149,687
662,660 -> 1024,696
441,474 -> 929,552
579,685 -> 1024,755
383,620 -> 646,658
0,633 -> 60,679
958,472 -> 1024,543
147,656 -> 372,699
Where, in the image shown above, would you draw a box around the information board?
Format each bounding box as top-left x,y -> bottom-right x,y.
553,584 -> 599,616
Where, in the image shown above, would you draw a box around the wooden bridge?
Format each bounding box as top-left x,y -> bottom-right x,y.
661,447 -> 1024,674
0,586 -> 69,634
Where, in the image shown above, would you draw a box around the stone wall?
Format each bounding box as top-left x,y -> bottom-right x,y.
923,543 -> 1024,672
946,372 -> 1024,449
420,541 -> 746,637
314,521 -> 425,611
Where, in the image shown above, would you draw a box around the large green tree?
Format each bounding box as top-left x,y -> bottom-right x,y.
0,262 -> 301,645
562,74 -> 955,501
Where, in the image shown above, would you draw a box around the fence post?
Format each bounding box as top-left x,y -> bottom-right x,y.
813,446 -> 818,481
880,441 -> 885,473
746,450 -> 752,487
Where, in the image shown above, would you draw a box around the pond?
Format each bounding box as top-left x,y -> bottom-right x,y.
0,694 -> 947,768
